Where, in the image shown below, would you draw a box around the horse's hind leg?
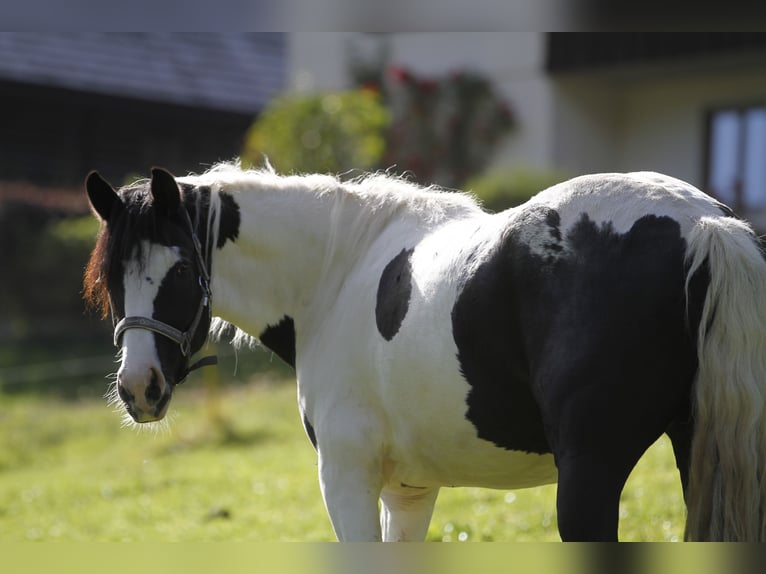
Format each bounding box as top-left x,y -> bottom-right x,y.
544,364 -> 677,541
555,450 -> 637,541
380,487 -> 440,541
556,419 -> 693,541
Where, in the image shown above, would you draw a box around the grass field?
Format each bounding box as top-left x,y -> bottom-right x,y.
0,375 -> 687,542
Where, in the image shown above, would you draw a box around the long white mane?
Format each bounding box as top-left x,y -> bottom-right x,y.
182,160 -> 482,220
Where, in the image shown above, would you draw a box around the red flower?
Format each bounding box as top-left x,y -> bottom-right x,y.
388,66 -> 412,83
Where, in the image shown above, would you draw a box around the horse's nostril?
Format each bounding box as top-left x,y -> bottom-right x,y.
117,383 -> 134,404
145,368 -> 162,403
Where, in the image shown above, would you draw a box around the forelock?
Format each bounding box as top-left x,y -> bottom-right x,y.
83,182 -> 176,318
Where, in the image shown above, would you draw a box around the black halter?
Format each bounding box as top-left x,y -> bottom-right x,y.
112,206 -> 218,384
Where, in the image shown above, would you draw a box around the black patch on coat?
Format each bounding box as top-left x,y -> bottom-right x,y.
452,209 -> 706,457
376,248 -> 414,341
180,185 -> 240,251
451,219 -> 551,454
259,315 -> 296,368
302,412 -> 318,450
542,209 -> 565,258
545,209 -> 562,242
218,192 -> 240,248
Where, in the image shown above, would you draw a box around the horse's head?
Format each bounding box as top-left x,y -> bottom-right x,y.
84,168 -> 214,423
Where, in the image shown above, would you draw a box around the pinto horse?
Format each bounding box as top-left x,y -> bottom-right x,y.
84,164 -> 766,541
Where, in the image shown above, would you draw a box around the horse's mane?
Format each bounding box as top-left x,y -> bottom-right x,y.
180,160 -> 482,222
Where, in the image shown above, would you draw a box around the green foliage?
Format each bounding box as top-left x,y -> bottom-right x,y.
0,378 -> 685,541
242,90 -> 389,175
49,214 -> 100,245
465,167 -> 571,213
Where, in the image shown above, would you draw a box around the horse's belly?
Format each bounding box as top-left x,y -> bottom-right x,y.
385,434 -> 558,491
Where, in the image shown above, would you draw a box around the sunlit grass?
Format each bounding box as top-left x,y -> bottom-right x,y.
0,378 -> 330,541
0,378 -> 685,541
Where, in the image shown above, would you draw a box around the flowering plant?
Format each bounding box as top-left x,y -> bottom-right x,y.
373,66 -> 515,188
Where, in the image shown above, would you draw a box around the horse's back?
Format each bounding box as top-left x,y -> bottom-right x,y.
523,171 -> 725,235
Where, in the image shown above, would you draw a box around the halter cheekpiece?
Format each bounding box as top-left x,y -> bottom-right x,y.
112,206 -> 218,384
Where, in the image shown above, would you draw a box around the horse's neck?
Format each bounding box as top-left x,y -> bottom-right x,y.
209,180 -> 406,338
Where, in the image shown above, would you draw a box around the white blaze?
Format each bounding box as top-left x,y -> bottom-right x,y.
118,241 -> 181,384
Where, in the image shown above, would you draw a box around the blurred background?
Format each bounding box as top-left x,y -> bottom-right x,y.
1,32 -> 766,542
3,32 -> 766,396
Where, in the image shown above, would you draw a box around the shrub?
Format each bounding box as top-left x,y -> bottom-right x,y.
242,90 -> 389,175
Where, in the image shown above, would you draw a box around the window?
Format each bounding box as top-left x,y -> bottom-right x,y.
707,105 -> 766,212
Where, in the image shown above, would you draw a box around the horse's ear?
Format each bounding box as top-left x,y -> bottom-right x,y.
85,171 -> 121,222
150,167 -> 181,214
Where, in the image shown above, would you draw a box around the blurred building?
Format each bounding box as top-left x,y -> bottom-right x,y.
0,33 -> 286,189
0,33 -> 286,353
288,33 -> 766,227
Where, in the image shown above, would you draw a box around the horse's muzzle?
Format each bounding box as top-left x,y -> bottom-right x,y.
117,366 -> 172,423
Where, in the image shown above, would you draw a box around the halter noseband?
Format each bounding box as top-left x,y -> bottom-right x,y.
113,207 -> 218,384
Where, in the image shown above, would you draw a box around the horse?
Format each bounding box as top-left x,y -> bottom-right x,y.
83,163 -> 766,541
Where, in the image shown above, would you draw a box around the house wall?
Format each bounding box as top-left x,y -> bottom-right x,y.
549,77 -> 620,177
618,65 -> 766,184
287,33 -> 766,214
552,60 -> 766,188
288,33 -> 353,92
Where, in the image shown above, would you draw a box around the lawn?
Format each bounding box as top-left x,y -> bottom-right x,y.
0,375 -> 686,542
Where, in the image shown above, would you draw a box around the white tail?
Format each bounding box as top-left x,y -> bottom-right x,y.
684,215 -> 766,541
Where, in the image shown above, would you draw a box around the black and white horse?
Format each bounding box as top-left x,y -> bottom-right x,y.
84,164 -> 766,541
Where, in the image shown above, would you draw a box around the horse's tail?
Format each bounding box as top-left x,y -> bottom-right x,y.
684,215 -> 766,541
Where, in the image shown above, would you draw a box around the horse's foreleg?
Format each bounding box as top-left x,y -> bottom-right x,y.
318,446 -> 384,541
380,487 -> 439,542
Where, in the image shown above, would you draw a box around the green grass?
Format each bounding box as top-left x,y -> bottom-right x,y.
0,377 -> 686,542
